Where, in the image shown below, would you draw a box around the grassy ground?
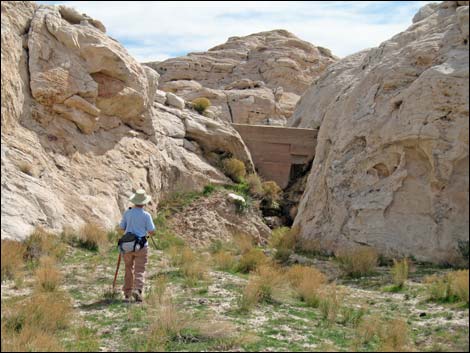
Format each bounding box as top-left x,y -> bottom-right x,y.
2,241 -> 468,352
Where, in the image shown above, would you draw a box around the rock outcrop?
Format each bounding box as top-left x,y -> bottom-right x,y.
145,30 -> 337,125
168,191 -> 271,247
1,2 -> 255,240
290,1 -> 469,264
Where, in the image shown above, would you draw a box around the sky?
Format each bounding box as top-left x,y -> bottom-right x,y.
38,1 -> 435,63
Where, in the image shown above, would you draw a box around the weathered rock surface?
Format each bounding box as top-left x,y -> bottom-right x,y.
291,2 -> 469,264
168,191 -> 271,247
1,2 -> 255,240
145,30 -> 337,125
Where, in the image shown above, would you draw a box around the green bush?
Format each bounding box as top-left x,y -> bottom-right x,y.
192,97 -> 211,114
223,158 -> 246,183
203,184 -> 216,196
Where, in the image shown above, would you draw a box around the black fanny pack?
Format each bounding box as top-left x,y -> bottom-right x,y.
118,232 -> 147,253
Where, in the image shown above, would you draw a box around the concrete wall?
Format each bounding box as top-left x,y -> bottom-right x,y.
232,124 -> 318,188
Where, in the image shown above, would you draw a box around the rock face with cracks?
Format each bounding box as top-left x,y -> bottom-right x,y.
291,1 -> 469,264
145,30 -> 337,126
1,2 -> 255,240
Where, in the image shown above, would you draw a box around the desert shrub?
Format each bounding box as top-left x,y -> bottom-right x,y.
237,248 -> 269,273
35,256 -> 62,292
391,258 -> 409,289
425,270 -> 469,304
77,222 -> 108,251
1,239 -> 26,282
212,251 -> 237,272
285,265 -> 326,307
24,226 -> 66,262
336,246 -> 378,278
318,284 -> 344,324
239,264 -> 289,311
246,173 -> 263,197
261,180 -> 282,206
223,158 -> 246,183
192,97 -> 211,114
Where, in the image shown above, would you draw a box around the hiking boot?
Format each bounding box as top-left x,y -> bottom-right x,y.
123,294 -> 131,303
132,289 -> 143,302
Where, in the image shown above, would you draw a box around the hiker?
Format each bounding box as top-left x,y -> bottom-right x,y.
119,189 -> 155,302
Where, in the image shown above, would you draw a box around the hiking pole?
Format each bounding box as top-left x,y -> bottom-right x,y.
112,253 -> 122,291
148,235 -> 158,249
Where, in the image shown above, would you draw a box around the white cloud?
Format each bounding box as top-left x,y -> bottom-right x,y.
39,1 -> 436,62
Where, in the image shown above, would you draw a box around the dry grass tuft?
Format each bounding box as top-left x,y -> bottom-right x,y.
233,232 -> 255,255
336,246 -> 378,278
212,251 -> 237,272
378,318 -> 411,352
391,258 -> 409,288
2,290 -> 72,349
237,248 -> 269,274
1,239 -> 26,282
261,180 -> 282,205
451,270 -> 469,304
239,264 -> 289,311
168,245 -> 208,285
285,265 -> 327,307
246,173 -> 263,197
145,295 -> 190,351
146,275 -> 169,308
223,158 -> 246,183
318,284 -> 344,324
24,226 -> 66,262
1,323 -> 64,352
35,256 -> 62,292
353,315 -> 412,351
425,270 -> 469,304
77,222 -> 108,251
270,226 -> 300,263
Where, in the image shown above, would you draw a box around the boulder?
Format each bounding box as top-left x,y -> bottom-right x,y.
166,92 -> 185,110
290,2 -> 469,265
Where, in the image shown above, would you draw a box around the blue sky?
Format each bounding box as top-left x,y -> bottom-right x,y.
38,1 -> 435,62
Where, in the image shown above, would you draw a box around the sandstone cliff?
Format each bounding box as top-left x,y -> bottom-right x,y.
291,1 -> 469,264
145,30 -> 337,125
1,2 -> 257,240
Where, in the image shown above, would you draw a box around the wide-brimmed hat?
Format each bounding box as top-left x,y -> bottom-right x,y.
129,189 -> 152,205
